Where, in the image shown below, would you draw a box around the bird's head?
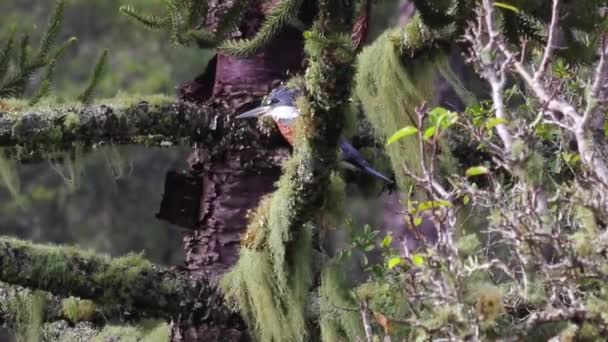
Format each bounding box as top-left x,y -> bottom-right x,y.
236,86 -> 301,121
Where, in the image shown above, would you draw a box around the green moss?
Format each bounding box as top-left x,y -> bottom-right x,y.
62,112 -> 80,131
62,296 -> 96,322
93,252 -> 152,308
93,320 -> 170,342
2,289 -> 48,342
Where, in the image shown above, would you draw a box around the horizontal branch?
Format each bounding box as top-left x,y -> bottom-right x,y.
0,96 -> 232,161
0,237 -> 238,326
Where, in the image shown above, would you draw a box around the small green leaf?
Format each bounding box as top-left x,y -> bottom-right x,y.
465,166 -> 489,177
494,2 -> 520,13
463,195 -> 470,205
485,117 -> 508,129
387,257 -> 404,270
418,200 -> 452,211
411,254 -> 425,267
423,126 -> 437,140
413,216 -> 423,226
387,126 -> 418,145
428,107 -> 449,124
382,235 -> 393,248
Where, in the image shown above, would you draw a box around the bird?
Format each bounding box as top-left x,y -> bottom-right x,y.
236,86 -> 393,184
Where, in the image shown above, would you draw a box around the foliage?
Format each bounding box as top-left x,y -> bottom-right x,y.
78,50 -> 109,105
1,289 -> 48,342
218,0 -> 304,56
0,0 -> 75,102
120,0 -> 250,49
338,1 -> 608,340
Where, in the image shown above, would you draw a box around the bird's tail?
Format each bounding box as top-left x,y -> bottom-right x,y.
362,165 -> 393,184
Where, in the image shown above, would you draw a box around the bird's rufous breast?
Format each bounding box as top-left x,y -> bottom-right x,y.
276,120 -> 295,145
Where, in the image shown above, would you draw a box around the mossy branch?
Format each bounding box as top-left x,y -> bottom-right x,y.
0,237 -> 231,323
0,97 -> 228,162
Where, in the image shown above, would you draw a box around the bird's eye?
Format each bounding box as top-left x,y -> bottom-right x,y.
270,98 -> 279,104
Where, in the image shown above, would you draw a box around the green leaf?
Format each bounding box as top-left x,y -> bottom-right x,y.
418,200 -> 452,212
387,257 -> 404,270
423,126 -> 437,140
485,117 -> 508,129
413,216 -> 422,226
465,166 -> 489,177
428,107 -> 449,124
494,2 -> 520,13
411,254 -> 425,267
387,126 -> 418,145
382,235 -> 393,248
463,195 -> 470,205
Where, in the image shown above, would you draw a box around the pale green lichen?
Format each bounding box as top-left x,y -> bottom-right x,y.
93,319 -> 170,342
62,296 -> 96,322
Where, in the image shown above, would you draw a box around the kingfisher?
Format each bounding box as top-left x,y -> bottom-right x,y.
236,86 -> 393,184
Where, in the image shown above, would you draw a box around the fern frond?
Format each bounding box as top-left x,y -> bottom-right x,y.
37,0 -> 65,63
119,5 -> 168,31
29,59 -> 56,105
186,0 -> 208,27
501,11 -> 544,46
0,59 -> 46,98
218,0 -> 303,57
0,32 -> 16,81
78,49 -> 108,105
51,36 -> 77,61
18,34 -> 30,73
165,0 -> 185,45
187,0 -> 251,48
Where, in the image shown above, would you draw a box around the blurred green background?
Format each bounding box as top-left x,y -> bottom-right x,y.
0,0 -> 218,265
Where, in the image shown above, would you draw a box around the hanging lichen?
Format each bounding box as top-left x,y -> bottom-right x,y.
318,259 -> 364,342
221,224 -> 313,342
355,15 -> 467,193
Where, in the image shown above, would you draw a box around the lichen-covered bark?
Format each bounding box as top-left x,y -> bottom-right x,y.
0,237 -> 245,337
0,99 -> 241,161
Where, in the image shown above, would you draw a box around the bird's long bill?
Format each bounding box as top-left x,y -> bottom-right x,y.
236,106 -> 273,119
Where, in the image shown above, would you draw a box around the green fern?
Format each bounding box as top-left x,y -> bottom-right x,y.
218,0 -> 304,57
0,32 -> 15,81
119,5 -> 168,31
0,0 -> 75,99
165,0 -> 185,45
18,34 -> 30,73
28,59 -> 57,106
187,0 -> 252,48
78,49 -> 109,105
37,0 -> 65,63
